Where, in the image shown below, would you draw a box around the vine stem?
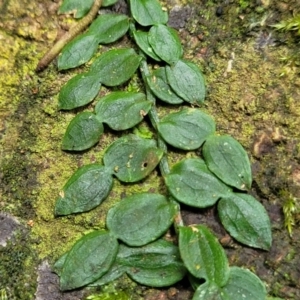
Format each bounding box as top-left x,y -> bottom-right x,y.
36,0 -> 102,72
139,58 -> 184,228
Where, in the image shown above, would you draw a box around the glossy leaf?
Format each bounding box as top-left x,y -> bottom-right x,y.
192,267 -> 267,300
158,108 -> 215,150
58,0 -> 93,18
218,193 -> 272,250
129,0 -> 168,26
147,67 -> 184,104
58,73 -> 101,110
54,164 -> 113,216
202,135 -> 252,190
90,48 -> 142,86
62,112 -> 103,151
166,60 -> 206,105
95,91 -> 151,130
166,158 -> 231,208
53,252 -> 68,275
103,134 -> 163,182
57,230 -> 118,290
133,30 -> 161,61
148,24 -> 182,65
179,225 -> 229,287
118,240 -> 187,287
58,34 -> 98,70
89,261 -> 127,286
87,14 -> 129,44
222,267 -> 267,300
193,282 -> 223,300
107,193 -> 176,246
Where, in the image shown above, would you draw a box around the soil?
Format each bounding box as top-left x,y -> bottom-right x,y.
0,0 -> 299,299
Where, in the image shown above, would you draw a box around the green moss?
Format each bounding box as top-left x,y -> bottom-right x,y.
0,230 -> 37,300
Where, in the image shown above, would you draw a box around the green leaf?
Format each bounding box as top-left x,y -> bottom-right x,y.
103,134 -> 163,182
90,48 -> 142,86
95,91 -> 151,130
193,282 -> 223,300
58,72 -> 101,110
218,193 -> 272,250
102,0 -> 119,7
158,108 -> 215,150
222,267 -> 267,300
62,112 -> 103,151
166,158 -> 231,208
179,225 -> 229,287
58,34 -> 98,70
57,230 -> 118,290
54,164 -> 113,216
118,240 -> 187,287
53,252 -> 68,275
89,261 -> 127,286
202,135 -> 252,190
146,67 -> 184,104
129,0 -> 168,26
192,267 -> 267,300
148,24 -> 182,65
107,193 -> 176,246
166,59 -> 206,105
87,14 -> 129,44
133,30 -> 161,61
58,0 -> 94,18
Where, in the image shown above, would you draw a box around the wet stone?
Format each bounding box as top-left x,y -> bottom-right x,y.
0,213 -> 21,247
168,6 -> 192,29
35,261 -> 86,300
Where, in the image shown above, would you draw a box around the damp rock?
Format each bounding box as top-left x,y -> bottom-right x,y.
35,261 -> 86,300
168,6 -> 192,29
0,213 -> 21,247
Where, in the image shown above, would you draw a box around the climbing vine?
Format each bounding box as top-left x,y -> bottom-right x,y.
38,0 -> 272,298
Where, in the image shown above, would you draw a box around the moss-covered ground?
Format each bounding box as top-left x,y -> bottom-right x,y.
0,0 -> 300,299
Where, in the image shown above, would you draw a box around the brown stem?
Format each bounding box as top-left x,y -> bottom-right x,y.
36,0 -> 102,72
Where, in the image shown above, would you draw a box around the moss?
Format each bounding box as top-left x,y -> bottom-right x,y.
1,0 -> 300,299
0,230 -> 37,300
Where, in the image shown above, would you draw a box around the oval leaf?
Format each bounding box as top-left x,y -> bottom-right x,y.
166,59 -> 206,105
193,282 -> 223,300
90,48 -> 142,86
158,108 -> 215,150
179,225 -> 229,287
202,135 -> 252,190
218,193 -> 272,250
222,267 -> 267,300
133,30 -> 161,61
58,72 -> 101,110
129,0 -> 168,26
95,91 -> 151,130
89,261 -> 127,286
103,134 -> 163,182
107,193 -> 176,246
55,164 -> 113,216
166,158 -> 231,208
57,230 -> 118,290
58,34 -> 98,70
147,67 -> 184,104
58,0 -> 93,18
148,24 -> 182,65
62,112 -> 103,151
87,14 -> 129,44
118,240 -> 187,287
